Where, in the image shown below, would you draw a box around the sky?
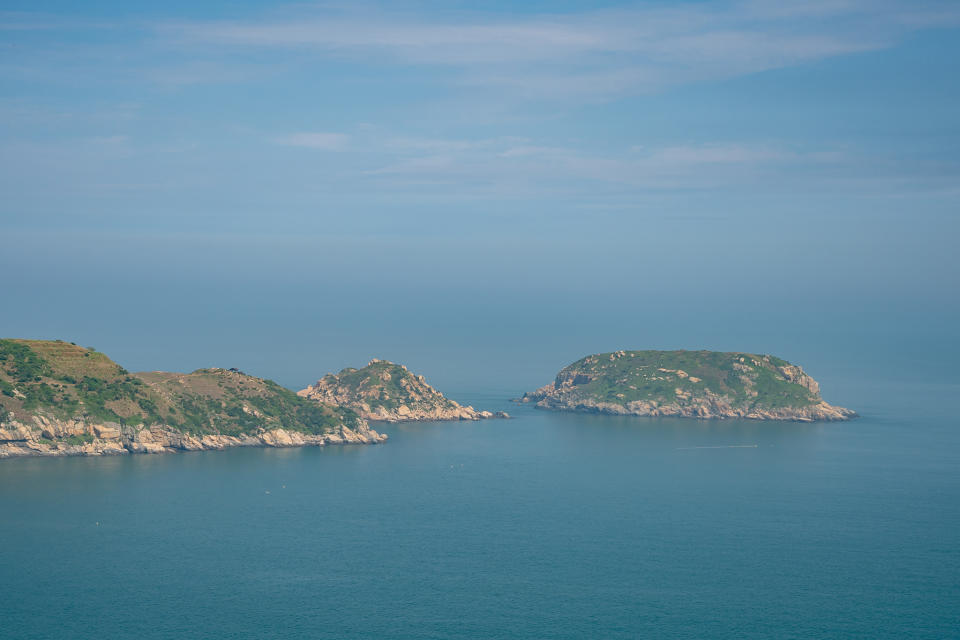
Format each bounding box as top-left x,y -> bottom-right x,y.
2,0 -> 959,394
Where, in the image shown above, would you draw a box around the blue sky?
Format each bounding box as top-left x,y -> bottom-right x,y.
2,1 -> 958,391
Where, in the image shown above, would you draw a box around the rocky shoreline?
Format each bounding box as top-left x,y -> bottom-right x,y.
519,387 -> 856,422
299,359 -> 509,423
1,341 -> 858,462
520,350 -> 857,423
0,415 -> 386,459
353,404 -> 510,423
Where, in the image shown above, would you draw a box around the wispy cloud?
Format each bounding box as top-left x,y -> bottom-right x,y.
158,1 -> 959,97
639,144 -> 794,165
2,1 -> 957,210
499,146 -> 568,158
341,136 -> 848,190
273,132 -> 350,150
3,1 -> 956,102
0,12 -> 116,31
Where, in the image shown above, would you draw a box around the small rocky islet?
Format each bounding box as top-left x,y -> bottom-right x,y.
1,340 -> 855,459
520,350 -> 856,422
298,358 -> 509,423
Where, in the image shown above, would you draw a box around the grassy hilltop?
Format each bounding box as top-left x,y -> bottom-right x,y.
299,358 -> 506,422
308,359 -> 462,413
0,339 -> 362,437
522,350 -> 855,421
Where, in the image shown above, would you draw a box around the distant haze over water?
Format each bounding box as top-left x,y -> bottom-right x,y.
2,224 -> 957,394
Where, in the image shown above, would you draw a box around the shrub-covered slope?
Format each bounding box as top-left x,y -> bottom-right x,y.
0,339 -> 384,458
521,350 -> 855,421
299,359 -> 507,422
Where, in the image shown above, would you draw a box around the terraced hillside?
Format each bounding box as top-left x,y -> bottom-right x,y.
0,339 -> 384,458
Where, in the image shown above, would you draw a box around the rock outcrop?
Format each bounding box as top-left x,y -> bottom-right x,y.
0,339 -> 386,460
0,414 -> 385,459
299,359 -> 508,423
520,350 -> 856,422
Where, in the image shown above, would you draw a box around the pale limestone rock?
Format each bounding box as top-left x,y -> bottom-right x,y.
93,424 -> 121,440
1,400 -> 386,459
0,425 -> 33,442
298,360 -> 507,423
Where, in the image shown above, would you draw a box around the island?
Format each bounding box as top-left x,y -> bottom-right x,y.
520,350 -> 856,421
298,359 -> 508,422
0,339 -> 386,458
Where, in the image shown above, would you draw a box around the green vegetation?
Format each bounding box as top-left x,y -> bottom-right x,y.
538,350 -> 821,411
311,360 -> 458,412
0,339 -> 355,437
0,339 -> 158,424
142,370 -> 359,436
330,362 -> 407,410
0,339 -> 53,382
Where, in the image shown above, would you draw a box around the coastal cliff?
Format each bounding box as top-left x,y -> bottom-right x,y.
0,339 -> 385,459
521,350 -> 856,422
299,359 -> 508,422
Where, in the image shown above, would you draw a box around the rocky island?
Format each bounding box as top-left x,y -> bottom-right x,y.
0,339 -> 385,458
299,359 -> 508,422
521,350 -> 856,422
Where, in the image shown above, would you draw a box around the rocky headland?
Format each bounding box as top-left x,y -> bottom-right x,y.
0,339 -> 385,459
298,359 -> 508,422
520,350 -> 856,422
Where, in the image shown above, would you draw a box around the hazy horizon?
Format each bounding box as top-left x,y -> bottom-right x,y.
3,0 -> 958,393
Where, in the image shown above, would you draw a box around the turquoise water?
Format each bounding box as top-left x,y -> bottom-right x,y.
1,379 -> 958,639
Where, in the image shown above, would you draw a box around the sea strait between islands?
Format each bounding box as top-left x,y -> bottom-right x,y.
0,339 -> 854,459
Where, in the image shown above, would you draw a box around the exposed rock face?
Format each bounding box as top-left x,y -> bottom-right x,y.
0,424 -> 32,442
0,339 -> 386,460
299,359 -> 509,423
520,350 -> 856,422
0,414 -> 385,459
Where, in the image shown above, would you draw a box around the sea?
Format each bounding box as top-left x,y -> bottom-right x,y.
1,373 -> 958,639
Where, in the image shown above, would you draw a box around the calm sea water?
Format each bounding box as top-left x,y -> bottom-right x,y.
1,376 -> 958,639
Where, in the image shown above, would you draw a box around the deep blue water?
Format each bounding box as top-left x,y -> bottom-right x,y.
1,378 -> 958,639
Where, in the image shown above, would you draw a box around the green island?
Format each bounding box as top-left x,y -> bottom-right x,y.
520,350 -> 856,421
0,339 -> 385,458
2,341 -> 857,459
298,358 -> 508,422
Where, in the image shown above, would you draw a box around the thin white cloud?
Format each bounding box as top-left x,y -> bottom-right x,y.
157,1 -> 958,98
382,136 -> 500,152
0,12 -> 116,31
273,132 -> 350,150
498,146 -> 568,158
646,144 -> 794,165
4,1 -> 955,103
168,20 -> 607,63
354,138 -> 846,190
364,155 -> 457,176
